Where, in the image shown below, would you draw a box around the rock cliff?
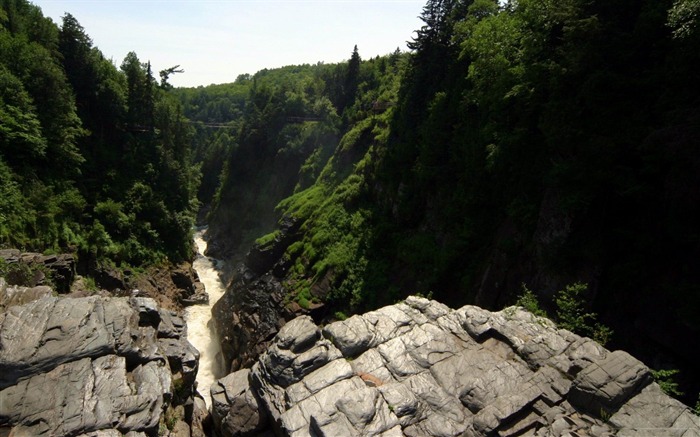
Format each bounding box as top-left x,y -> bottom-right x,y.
0,249 -> 207,312
0,292 -> 202,436
0,249 -> 76,294
211,296 -> 700,436
211,217 -> 316,374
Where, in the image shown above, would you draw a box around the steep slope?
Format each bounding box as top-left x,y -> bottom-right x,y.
203,0 -> 700,399
1,1 -> 199,270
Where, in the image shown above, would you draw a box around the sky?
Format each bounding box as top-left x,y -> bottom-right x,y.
32,0 -> 426,88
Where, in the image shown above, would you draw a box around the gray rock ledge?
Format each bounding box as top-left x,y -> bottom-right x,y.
212,296 -> 700,437
0,295 -> 199,436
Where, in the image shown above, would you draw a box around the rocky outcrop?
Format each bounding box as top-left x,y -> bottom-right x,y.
0,293 -> 200,436
212,296 -> 700,437
121,262 -> 207,311
172,262 -> 208,306
246,217 -> 300,278
1,249 -> 207,312
0,277 -> 53,310
212,265 -> 293,373
0,249 -> 76,293
212,217 -> 313,374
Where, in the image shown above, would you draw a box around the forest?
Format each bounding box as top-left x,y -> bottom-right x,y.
2,0 -> 699,403
1,0 -> 199,270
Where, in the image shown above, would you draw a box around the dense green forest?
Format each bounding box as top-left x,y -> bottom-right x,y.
183,0 -> 700,399
0,0 -> 198,269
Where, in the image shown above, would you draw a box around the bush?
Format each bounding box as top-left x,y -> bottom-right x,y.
255,230 -> 281,247
555,282 -> 613,345
0,258 -> 55,289
651,368 -> 683,397
510,282 -> 613,346
515,283 -> 547,318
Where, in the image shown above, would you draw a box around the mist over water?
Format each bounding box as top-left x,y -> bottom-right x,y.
186,229 -> 226,407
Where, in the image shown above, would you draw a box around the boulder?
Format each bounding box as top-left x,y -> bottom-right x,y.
211,296 -> 700,437
569,350 -> 652,416
211,369 -> 269,437
0,295 -> 199,435
171,262 -> 198,292
190,395 -> 212,437
93,264 -> 126,291
0,277 -> 53,309
172,262 -> 209,306
39,253 -> 76,293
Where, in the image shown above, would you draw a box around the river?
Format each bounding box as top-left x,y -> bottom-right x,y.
186,229 -> 226,407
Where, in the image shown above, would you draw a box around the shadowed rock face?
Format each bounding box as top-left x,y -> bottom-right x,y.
211,296 -> 700,437
0,295 -> 199,436
0,249 -> 76,293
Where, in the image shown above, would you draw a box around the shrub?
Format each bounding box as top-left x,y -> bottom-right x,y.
0,259 -> 54,289
515,283 -> 547,318
555,282 -> 613,345
254,230 -> 280,247
510,282 -> 613,346
651,368 -> 683,397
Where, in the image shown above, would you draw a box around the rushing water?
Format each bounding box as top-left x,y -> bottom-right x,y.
186,229 -> 226,407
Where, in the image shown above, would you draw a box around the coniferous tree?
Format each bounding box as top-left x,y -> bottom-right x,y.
341,45 -> 361,113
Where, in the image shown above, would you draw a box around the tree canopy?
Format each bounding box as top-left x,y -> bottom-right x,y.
0,1 -> 199,266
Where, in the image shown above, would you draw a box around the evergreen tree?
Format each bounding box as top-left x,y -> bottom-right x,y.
341,45 -> 361,113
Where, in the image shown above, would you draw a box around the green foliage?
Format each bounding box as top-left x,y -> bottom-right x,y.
333,311 -> 348,321
555,283 -> 592,332
0,158 -> 29,246
515,284 -> 548,318
255,230 -> 281,247
668,0 -> 700,38
508,283 -> 612,345
0,65 -> 47,165
0,1 -> 197,268
82,276 -> 99,293
651,369 -> 684,397
296,286 -> 313,309
0,258 -> 54,290
555,283 -> 613,345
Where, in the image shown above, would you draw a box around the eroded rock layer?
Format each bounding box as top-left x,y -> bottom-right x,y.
212,296 -> 700,437
0,295 -> 199,436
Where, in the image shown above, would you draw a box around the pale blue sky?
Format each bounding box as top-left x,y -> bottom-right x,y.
32,0 -> 426,88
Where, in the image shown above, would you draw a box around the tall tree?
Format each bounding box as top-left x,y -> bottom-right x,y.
340,45 -> 361,113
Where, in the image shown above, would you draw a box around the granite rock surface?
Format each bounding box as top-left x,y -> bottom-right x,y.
0,294 -> 199,436
212,296 -> 700,437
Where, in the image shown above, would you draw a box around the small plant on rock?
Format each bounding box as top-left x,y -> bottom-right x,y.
515,283 -> 548,318
555,282 -> 612,346
507,282 -> 613,345
651,368 -> 683,397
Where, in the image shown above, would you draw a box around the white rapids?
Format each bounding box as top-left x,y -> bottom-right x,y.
186,229 -> 226,407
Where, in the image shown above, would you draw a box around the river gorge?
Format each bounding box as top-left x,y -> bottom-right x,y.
1,242 -> 699,435
186,228 -> 226,406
